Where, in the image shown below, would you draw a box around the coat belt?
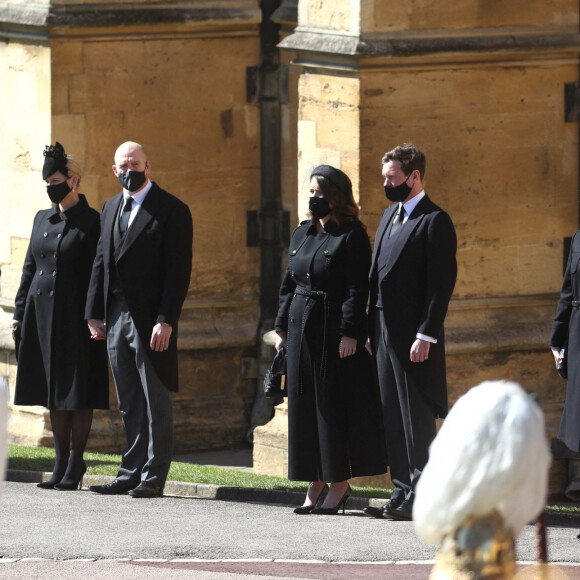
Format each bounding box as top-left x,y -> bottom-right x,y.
294,286 -> 330,377
294,287 -> 327,298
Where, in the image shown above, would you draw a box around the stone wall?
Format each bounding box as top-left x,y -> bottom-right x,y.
2,0 -> 580,491
0,0 -> 266,453
253,0 -> 580,492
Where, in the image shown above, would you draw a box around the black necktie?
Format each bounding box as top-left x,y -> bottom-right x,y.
389,206 -> 405,238
119,197 -> 133,236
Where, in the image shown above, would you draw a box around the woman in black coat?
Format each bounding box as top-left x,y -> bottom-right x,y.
10,142 -> 109,490
275,165 -> 387,514
550,230 -> 580,456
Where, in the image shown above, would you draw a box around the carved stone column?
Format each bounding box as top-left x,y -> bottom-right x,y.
254,0 -> 580,494
0,0 -> 264,452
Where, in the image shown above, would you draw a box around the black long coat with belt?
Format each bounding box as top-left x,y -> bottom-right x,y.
13,195 -> 109,409
275,218 -> 387,483
550,229 -> 580,453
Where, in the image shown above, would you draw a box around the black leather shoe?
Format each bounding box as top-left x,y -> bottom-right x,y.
362,506 -> 385,518
89,480 -> 136,495
384,498 -> 413,521
128,482 -> 164,498
362,493 -> 404,518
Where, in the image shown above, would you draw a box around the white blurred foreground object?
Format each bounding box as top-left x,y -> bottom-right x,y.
414,380 -> 551,579
0,377 -> 9,501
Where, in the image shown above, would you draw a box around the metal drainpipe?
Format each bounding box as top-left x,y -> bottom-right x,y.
245,1 -> 289,440
258,0 -> 283,328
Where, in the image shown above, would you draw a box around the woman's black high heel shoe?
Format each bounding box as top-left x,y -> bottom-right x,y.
54,460 -> 86,491
311,484 -> 351,515
294,483 -> 329,514
37,457 -> 69,489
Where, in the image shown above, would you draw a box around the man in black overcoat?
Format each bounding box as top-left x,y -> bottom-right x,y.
550,230 -> 580,458
364,144 -> 457,520
85,141 -> 193,498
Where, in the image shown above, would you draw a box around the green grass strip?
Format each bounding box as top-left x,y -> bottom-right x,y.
8,445 -> 580,511
7,444 -> 391,499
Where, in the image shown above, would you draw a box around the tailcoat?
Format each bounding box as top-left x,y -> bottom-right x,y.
85,182 -> 193,392
369,195 -> 457,417
550,229 -> 580,452
275,218 -> 387,482
13,195 -> 109,409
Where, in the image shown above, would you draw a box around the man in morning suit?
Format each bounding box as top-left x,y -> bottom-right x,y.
86,141 -> 193,498
363,144 -> 457,520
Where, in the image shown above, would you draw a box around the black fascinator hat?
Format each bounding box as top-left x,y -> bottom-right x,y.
42,142 -> 69,180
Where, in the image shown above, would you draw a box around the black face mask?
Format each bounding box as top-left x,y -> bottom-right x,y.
384,174 -> 412,202
46,181 -> 71,204
309,196 -> 331,220
117,170 -> 147,192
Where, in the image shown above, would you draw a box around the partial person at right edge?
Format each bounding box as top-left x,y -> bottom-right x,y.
550,230 -> 580,501
85,141 -> 193,499
365,144 -> 457,521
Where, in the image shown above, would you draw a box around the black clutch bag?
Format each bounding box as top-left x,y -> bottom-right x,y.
556,348 -> 568,380
264,347 -> 287,400
12,325 -> 21,362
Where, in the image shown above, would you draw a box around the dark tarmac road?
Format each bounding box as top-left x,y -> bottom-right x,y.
0,479 -> 578,579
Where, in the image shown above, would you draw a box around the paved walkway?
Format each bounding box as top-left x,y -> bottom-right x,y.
3,449 -> 580,579
4,559 -> 580,580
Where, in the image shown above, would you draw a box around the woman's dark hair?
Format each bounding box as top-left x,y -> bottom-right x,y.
310,165 -> 360,227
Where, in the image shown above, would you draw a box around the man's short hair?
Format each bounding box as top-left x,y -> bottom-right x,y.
382,143 -> 426,180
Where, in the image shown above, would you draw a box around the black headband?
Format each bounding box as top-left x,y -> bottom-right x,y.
310,165 -> 351,195
42,142 -> 69,180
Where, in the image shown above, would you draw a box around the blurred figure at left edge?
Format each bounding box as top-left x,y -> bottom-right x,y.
10,142 -> 109,490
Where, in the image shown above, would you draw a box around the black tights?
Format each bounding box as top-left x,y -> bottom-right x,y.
48,409 -> 93,484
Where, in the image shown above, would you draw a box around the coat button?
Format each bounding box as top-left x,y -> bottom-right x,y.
306,273 -> 310,278
49,290 -> 54,296
36,289 -> 41,295
43,232 -> 48,237
57,233 -> 62,238
324,250 -> 329,254
291,250 -> 297,255
40,252 -> 45,258
52,271 -> 57,277
39,270 -> 43,276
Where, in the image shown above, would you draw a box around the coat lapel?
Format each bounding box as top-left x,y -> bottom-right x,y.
370,204 -> 398,274
378,195 -> 431,280
114,185 -> 158,262
103,193 -> 123,265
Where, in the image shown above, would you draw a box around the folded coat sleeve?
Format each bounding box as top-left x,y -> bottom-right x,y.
14,212 -> 42,321
550,230 -> 577,348
338,226 -> 371,338
155,199 -> 193,327
275,267 -> 295,333
84,202 -> 108,321
417,210 -> 457,339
